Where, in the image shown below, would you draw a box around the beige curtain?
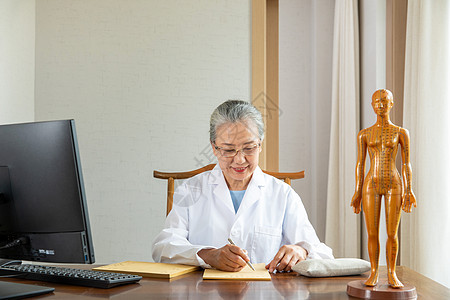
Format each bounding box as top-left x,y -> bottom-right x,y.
401,0 -> 450,287
325,0 -> 360,258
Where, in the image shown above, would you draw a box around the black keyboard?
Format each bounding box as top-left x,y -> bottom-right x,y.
1,264 -> 142,288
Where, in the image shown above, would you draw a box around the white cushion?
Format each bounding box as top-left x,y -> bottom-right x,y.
292,258 -> 370,277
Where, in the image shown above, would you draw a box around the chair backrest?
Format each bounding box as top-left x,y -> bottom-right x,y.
153,164 -> 305,215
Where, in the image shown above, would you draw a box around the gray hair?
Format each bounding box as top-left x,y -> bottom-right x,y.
209,100 -> 265,142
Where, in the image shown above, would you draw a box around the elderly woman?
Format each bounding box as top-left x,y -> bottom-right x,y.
152,100 -> 333,272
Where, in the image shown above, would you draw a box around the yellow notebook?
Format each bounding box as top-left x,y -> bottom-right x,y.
203,263 -> 271,281
93,261 -> 200,279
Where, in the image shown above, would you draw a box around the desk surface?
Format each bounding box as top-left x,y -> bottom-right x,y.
1,266 -> 448,299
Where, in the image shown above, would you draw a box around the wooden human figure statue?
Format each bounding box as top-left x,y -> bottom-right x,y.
351,89 -> 417,288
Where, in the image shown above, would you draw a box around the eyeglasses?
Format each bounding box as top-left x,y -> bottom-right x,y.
213,143 -> 261,158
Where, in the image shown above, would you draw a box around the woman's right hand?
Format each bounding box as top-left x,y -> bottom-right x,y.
351,192 -> 362,214
198,244 -> 249,272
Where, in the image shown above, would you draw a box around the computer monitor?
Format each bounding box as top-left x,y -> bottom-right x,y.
0,120 -> 95,264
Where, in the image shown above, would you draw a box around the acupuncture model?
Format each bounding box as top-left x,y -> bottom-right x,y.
350,89 -> 417,288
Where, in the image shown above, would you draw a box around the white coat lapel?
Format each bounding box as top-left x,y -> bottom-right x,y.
236,167 -> 265,214
209,165 -> 235,215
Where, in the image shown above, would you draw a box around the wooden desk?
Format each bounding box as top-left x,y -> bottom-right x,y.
1,266 -> 448,299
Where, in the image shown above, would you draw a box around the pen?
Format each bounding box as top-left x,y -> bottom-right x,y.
227,238 -> 255,271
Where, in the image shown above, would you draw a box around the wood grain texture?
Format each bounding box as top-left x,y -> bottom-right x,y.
1,266 -> 448,299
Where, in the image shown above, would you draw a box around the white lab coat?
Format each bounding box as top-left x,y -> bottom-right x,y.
152,165 -> 333,268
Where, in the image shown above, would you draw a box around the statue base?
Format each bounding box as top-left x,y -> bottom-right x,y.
347,280 -> 417,299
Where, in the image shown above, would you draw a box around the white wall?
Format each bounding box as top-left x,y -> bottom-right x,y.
34,0 -> 251,263
279,0 -> 335,241
0,0 -> 35,124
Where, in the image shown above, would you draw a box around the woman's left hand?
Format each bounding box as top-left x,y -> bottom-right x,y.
265,244 -> 308,273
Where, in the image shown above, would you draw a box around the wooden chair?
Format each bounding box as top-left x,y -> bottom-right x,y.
153,164 -> 305,215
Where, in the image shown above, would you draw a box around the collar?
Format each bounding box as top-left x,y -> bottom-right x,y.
209,164 -> 265,216
208,164 -> 265,188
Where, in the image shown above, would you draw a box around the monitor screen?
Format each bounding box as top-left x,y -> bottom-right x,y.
0,120 -> 95,264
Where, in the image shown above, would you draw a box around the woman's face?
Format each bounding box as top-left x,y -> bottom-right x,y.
212,121 -> 261,190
